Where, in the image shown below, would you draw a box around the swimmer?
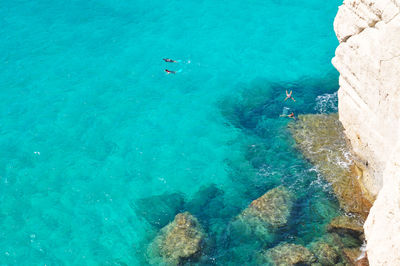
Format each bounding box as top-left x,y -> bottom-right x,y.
163,58 -> 177,63
165,69 -> 176,74
280,112 -> 296,119
284,90 -> 296,102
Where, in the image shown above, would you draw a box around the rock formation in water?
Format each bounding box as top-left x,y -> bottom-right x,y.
259,243 -> 316,265
289,114 -> 372,218
332,0 -> 400,264
147,212 -> 205,265
310,241 -> 340,265
231,186 -> 293,243
240,185 -> 293,227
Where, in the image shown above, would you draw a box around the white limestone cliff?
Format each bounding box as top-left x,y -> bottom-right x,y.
332,0 -> 400,265
364,144 -> 400,265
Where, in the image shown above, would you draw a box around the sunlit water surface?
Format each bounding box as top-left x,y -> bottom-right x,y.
0,0 -> 343,264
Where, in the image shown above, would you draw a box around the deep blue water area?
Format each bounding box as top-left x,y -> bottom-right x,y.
1,0 -> 342,264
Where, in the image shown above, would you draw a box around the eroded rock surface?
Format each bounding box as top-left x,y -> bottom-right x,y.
310,241 -> 339,265
333,7 -> 400,200
240,185 -> 293,227
147,212 -> 205,265
289,114 -> 371,217
230,186 -> 293,244
328,215 -> 364,237
260,243 -> 316,266
332,0 -> 400,264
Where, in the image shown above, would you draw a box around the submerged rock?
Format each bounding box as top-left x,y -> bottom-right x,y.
310,241 -> 339,265
288,114 -> 372,218
147,212 -> 205,265
328,215 -> 364,237
260,243 -> 316,265
240,185 -> 293,227
229,186 -> 293,245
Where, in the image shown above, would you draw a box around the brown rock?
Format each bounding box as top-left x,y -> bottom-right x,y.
328,216 -> 364,237
230,186 -> 294,243
260,243 -> 316,266
147,212 -> 205,265
288,114 -> 372,218
344,248 -> 369,266
240,185 -> 293,227
310,241 -> 339,265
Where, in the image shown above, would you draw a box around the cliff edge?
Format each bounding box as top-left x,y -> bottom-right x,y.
332,0 -> 400,265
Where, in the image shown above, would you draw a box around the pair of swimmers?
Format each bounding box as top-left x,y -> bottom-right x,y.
281,90 -> 296,119
163,58 -> 178,74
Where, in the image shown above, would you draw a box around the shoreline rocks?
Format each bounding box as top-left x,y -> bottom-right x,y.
328,215 -> 364,238
288,114 -> 372,218
332,0 -> 400,264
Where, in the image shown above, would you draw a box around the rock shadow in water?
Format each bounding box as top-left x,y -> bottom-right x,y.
133,192 -> 185,229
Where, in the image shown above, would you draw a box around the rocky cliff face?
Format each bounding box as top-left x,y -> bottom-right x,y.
332,0 -> 400,265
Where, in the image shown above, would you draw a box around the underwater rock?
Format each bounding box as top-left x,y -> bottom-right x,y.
260,243 -> 316,266
147,212 -> 205,265
288,114 -> 372,218
328,216 -> 364,237
228,186 -> 293,245
133,192 -> 184,228
239,185 -> 293,227
310,241 -> 339,265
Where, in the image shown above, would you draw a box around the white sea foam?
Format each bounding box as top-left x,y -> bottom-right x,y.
314,91 -> 338,113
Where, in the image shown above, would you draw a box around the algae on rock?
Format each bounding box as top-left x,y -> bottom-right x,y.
147,212 -> 205,265
259,243 -> 316,266
328,215 -> 364,238
288,114 -> 372,218
309,241 -> 339,265
240,185 -> 293,227
231,186 -> 293,241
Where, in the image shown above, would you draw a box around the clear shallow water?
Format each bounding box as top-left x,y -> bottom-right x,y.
1,0 -> 342,264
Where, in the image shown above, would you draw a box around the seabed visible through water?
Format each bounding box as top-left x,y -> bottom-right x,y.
0,0 -> 370,264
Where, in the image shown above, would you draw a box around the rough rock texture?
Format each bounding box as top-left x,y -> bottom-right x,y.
332,0 -> 400,198
147,212 -> 205,265
332,0 -> 400,265
289,114 -> 372,217
328,215 -> 364,237
310,241 -> 339,265
230,186 -> 293,243
260,243 -> 316,266
343,248 -> 369,266
364,145 -> 400,266
240,186 -> 293,227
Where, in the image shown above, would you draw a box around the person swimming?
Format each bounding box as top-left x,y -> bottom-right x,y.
280,112 -> 296,119
165,69 -> 176,74
284,90 -> 296,102
163,58 -> 177,63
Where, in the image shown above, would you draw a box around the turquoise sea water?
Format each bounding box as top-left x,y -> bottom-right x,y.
1,0 -> 343,264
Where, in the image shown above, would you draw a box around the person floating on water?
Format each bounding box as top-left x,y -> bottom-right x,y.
163,58 -> 177,63
165,69 -> 176,74
284,90 -> 296,102
280,112 -> 296,119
